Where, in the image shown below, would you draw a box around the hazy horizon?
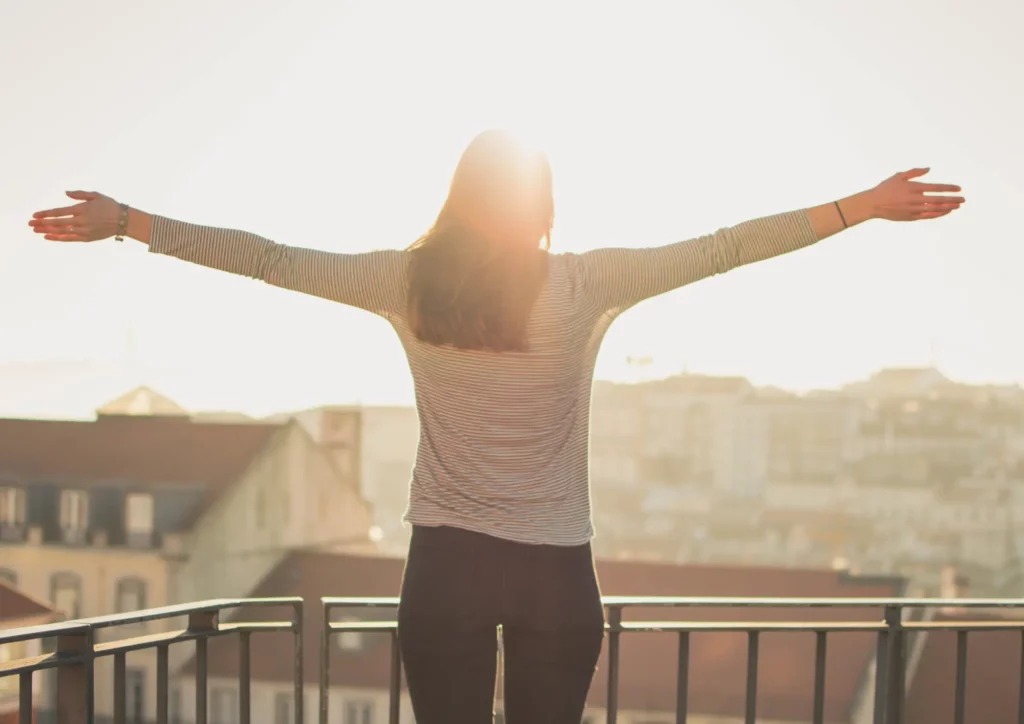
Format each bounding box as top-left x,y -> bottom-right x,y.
0,354 -> 1011,421
2,0 -> 1022,419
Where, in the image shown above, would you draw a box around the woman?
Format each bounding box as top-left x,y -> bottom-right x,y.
29,130 -> 963,723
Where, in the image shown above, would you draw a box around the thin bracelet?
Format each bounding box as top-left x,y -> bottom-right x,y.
114,203 -> 130,241
834,200 -> 848,229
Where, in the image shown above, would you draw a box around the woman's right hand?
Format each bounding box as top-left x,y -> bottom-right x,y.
867,169 -> 964,222
28,191 -> 122,242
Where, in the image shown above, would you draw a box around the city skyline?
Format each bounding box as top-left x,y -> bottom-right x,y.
0,353 -> 1016,422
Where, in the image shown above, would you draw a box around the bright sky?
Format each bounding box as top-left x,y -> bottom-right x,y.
1,0 -> 1021,418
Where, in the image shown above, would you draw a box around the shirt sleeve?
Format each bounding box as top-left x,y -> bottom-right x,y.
575,210 -> 819,314
148,216 -> 408,319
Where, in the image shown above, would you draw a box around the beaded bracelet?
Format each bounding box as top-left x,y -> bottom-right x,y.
114,202 -> 130,241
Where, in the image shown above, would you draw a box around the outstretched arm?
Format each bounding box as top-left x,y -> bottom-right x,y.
577,168 -> 964,314
28,193 -> 407,319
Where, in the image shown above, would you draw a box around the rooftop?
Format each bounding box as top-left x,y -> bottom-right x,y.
0,579 -> 58,625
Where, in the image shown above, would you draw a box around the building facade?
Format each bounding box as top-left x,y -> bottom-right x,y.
0,388 -> 375,722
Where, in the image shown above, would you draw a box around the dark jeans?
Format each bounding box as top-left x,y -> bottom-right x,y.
398,525 -> 606,724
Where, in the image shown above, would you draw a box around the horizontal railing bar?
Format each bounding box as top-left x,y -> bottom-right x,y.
91,621 -> 294,657
328,622 -> 401,633
601,597 -> 1024,608
0,597 -> 302,646
620,622 -> 888,633
0,621 -> 92,645
904,620 -> 1024,630
94,629 -> 195,656
219,621 -> 295,633
322,595 -> 1024,610
624,621 -> 1024,632
0,651 -> 86,676
75,597 -> 303,629
323,619 -> 1024,636
329,621 -> 887,635
323,597 -> 401,607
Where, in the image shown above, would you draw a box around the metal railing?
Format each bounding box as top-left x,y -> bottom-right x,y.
5,596 -> 1024,724
323,596 -> 1024,724
0,598 -> 303,724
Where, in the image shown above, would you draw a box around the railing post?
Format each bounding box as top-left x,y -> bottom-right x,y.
1018,630 -> 1024,724
812,631 -> 828,724
240,631 -> 252,724
156,644 -> 169,724
873,618 -> 891,724
885,605 -> 904,724
675,631 -> 689,724
113,651 -> 127,724
745,631 -> 760,724
389,631 -> 402,724
954,630 -> 968,724
293,599 -> 305,724
188,610 -> 218,724
19,673 -> 33,724
56,629 -> 94,724
320,603 -> 331,724
606,606 -> 622,724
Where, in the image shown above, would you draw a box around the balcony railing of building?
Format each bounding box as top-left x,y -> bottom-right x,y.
2,596 -> 1024,724
0,598 -> 303,724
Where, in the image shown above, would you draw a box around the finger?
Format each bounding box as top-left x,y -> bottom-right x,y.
43,233 -> 91,242
899,167 -> 931,180
32,203 -> 85,219
30,221 -> 81,233
65,190 -> 101,201
911,196 -> 965,205
912,209 -> 953,220
910,182 -> 962,193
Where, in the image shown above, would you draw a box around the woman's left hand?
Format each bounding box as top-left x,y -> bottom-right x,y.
28,191 -> 122,242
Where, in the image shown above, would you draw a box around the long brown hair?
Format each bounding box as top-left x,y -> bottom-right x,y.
407,130 -> 554,352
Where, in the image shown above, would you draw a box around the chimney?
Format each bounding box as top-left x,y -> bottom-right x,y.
940,566 -> 970,614
161,533 -> 187,561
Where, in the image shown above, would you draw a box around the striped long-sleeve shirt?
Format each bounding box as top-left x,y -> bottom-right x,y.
149,211 -> 818,546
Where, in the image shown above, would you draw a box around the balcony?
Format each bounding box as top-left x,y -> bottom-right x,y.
2,596 -> 1024,724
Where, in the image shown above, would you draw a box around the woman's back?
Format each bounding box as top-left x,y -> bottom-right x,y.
397,252 -> 607,545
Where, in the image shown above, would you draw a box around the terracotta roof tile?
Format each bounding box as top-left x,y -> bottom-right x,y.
185,553 -> 901,718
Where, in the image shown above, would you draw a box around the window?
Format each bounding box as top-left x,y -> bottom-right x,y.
60,489 -> 89,531
115,577 -> 148,613
0,568 -> 16,586
210,686 -> 237,724
336,617 -> 363,652
273,692 -> 293,724
125,493 -> 154,534
343,700 -> 374,724
126,667 -> 145,724
50,572 -> 82,619
0,487 -> 25,526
